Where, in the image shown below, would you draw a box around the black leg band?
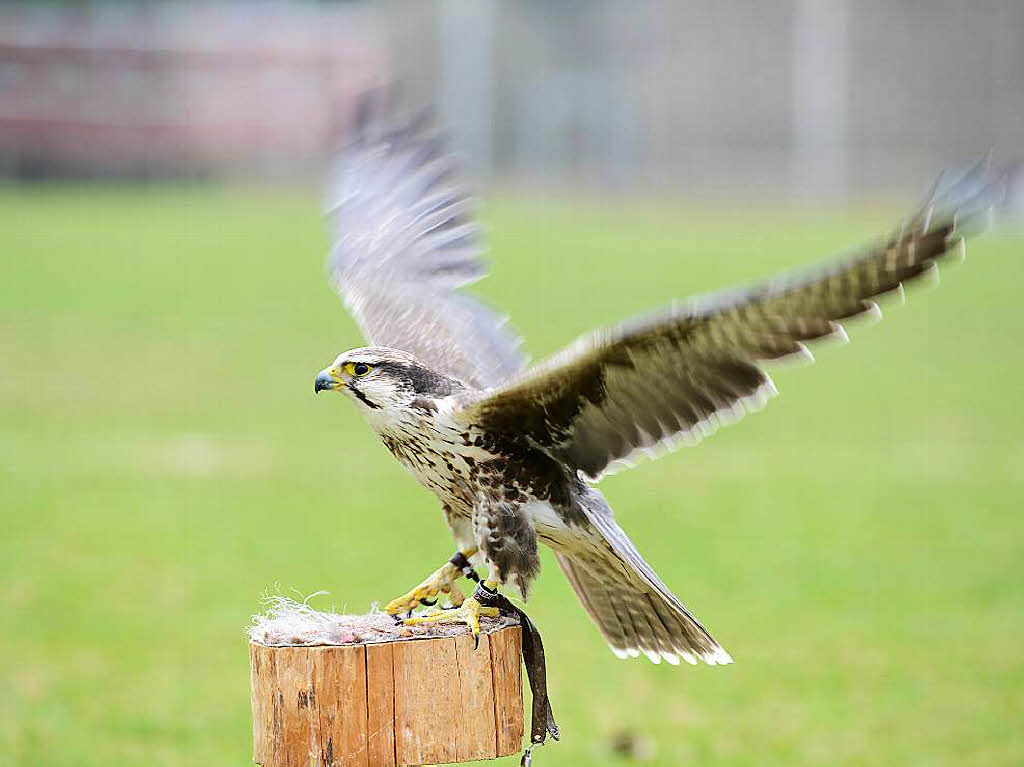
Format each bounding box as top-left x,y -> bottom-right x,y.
449,551 -> 480,582
472,580 -> 500,606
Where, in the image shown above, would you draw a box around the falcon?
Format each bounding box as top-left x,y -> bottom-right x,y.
313,95 -> 1009,666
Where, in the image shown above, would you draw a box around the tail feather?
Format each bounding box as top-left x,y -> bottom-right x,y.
557,551 -> 629,651
558,488 -> 732,666
556,548 -> 731,666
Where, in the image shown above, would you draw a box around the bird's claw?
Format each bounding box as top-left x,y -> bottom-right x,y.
385,561 -> 465,615
402,597 -> 501,647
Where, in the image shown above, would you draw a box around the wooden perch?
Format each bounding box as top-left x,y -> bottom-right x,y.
249,620 -> 524,766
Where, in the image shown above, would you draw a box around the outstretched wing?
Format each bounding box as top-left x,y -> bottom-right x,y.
458,162 -> 1012,480
324,94 -> 525,389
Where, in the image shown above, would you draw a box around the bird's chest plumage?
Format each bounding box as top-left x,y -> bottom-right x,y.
377,421 -> 476,509
375,410 -> 574,524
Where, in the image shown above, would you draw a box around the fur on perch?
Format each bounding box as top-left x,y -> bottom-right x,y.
249,597 -> 524,766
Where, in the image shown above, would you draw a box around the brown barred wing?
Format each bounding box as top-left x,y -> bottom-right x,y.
458,162 -> 1012,480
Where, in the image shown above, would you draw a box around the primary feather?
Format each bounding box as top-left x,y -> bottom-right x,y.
458,160 -> 1012,480
324,93 -> 525,389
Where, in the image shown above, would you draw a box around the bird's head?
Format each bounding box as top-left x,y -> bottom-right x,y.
314,346 -> 465,418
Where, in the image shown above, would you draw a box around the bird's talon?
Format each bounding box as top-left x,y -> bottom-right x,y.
402,597 -> 501,646
385,560 -> 467,615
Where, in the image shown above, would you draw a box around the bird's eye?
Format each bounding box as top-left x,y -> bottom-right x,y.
352,362 -> 371,377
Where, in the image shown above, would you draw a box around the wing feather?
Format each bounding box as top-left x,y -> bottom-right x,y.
325,93 -> 525,388
458,162 -> 1013,480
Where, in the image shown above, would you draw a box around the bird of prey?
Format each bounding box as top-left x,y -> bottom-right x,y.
313,96 -> 1008,666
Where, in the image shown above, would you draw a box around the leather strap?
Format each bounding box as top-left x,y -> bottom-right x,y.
472,581 -> 560,762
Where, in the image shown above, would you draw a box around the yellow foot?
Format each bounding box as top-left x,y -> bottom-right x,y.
403,597 -> 501,647
385,559 -> 471,615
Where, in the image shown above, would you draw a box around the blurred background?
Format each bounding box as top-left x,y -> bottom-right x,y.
2,2 -> 1022,766
4,0 -> 1024,195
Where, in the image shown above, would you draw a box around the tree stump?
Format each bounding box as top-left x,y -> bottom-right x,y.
249,608 -> 524,767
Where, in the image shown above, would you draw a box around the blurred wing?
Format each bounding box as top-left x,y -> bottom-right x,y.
324,94 -> 525,389
459,162 -> 1012,480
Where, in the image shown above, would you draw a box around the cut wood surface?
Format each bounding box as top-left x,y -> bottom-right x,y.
249,623 -> 524,766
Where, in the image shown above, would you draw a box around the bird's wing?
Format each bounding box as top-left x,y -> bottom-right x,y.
458,162 -> 1012,480
324,93 -> 525,389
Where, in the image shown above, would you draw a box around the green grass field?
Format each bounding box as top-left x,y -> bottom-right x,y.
2,185 -> 1022,766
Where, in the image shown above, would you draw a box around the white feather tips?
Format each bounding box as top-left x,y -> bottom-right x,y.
701,646 -> 734,666
611,644 -> 732,667
588,375 -> 779,482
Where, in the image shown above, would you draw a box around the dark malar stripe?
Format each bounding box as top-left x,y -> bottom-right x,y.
348,384 -> 381,409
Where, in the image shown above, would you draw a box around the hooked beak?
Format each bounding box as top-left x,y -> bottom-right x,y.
314,368 -> 341,394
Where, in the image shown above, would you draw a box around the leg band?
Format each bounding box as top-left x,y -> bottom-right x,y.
449,551 -> 480,582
